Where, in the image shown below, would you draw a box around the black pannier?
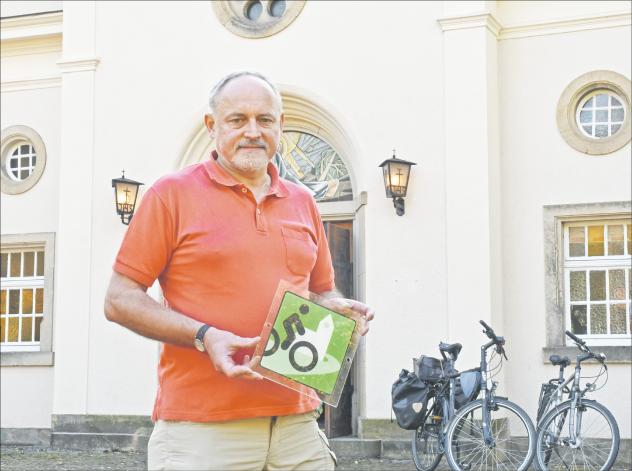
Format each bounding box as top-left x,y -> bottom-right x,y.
391,369 -> 430,430
414,356 -> 446,382
454,370 -> 482,409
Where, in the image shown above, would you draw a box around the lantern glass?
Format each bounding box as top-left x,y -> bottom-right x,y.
114,181 -> 140,215
385,161 -> 411,197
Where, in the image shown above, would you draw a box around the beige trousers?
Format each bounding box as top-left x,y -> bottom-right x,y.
147,411 -> 337,471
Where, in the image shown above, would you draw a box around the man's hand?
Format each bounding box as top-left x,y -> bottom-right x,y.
323,297 -> 375,336
204,327 -> 263,380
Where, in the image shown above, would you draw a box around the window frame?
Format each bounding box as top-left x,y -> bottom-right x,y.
563,221 -> 630,345
543,202 -> 631,363
1,125 -> 47,195
0,233 -> 55,366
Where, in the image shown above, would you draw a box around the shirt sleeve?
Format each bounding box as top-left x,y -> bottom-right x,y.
113,187 -> 175,288
307,198 -> 336,294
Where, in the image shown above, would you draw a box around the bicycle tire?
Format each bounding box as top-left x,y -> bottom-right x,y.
444,398 -> 536,471
412,396 -> 443,471
535,399 -> 620,471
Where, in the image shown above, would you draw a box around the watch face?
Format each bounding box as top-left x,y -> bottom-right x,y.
194,339 -> 205,352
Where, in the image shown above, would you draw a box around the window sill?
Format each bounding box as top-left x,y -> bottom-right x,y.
0,351 -> 54,366
542,346 -> 631,364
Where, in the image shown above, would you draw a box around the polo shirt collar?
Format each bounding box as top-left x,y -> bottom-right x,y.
205,151 -> 289,198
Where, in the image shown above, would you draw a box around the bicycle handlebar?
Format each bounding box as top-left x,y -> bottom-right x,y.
479,320 -> 508,360
565,330 -> 586,346
565,331 -> 607,365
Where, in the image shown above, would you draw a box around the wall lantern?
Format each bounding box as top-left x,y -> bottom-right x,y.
378,150 -> 416,216
111,171 -> 143,225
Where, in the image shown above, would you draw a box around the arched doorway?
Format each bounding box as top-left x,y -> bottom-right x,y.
176,86 -> 364,438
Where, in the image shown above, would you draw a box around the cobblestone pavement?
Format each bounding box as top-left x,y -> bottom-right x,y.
0,446 -> 427,471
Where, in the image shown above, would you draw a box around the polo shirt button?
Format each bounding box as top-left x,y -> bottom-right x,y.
241,187 -> 247,193
256,209 -> 261,215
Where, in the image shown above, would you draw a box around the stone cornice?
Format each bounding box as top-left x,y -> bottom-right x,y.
1,76 -> 61,93
438,13 -> 502,37
0,11 -> 62,41
500,11 -> 631,40
438,11 -> 631,40
57,58 -> 100,73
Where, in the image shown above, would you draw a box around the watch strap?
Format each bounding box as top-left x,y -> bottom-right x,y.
195,324 -> 212,350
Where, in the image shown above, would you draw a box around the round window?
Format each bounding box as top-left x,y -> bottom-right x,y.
576,91 -> 626,139
1,126 -> 47,195
556,70 -> 631,155
212,0 -> 305,39
6,142 -> 37,182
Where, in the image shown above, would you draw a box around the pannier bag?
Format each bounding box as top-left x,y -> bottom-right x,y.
414,356 -> 446,382
454,370 -> 482,409
391,369 -> 430,430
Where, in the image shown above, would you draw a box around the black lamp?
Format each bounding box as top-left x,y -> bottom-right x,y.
111,171 -> 143,225
378,150 -> 416,216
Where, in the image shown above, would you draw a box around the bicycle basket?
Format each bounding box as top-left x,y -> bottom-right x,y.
536,382 -> 558,423
414,356 -> 446,382
392,369 -> 431,430
454,370 -> 482,409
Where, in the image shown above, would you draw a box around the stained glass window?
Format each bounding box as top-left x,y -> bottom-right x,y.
277,131 -> 353,202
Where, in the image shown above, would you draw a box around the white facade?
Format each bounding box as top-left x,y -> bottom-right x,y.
1,0 -> 631,445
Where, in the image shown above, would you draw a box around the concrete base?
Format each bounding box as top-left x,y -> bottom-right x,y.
1,416 -> 629,469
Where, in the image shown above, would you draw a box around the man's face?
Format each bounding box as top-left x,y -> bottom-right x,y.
205,76 -> 284,175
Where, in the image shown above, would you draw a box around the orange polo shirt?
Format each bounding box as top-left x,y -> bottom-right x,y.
113,153 -> 335,422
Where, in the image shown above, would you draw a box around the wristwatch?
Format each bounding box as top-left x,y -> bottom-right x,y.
194,324 -> 212,352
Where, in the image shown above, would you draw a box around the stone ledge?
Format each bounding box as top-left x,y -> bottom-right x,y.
542,346 -> 631,363
358,419 -> 410,440
51,432 -> 149,452
1,428 -> 51,447
52,415 -> 152,434
330,437 -> 380,459
0,351 -> 54,366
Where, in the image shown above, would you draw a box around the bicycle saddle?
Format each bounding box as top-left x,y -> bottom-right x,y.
439,342 -> 462,357
549,354 -> 570,367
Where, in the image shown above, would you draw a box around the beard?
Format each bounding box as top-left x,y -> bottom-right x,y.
231,148 -> 270,172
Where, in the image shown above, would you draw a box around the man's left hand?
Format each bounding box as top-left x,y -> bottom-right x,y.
324,297 -> 375,336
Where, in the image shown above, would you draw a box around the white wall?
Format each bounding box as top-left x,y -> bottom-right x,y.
499,22 -> 631,436
0,368 -> 53,428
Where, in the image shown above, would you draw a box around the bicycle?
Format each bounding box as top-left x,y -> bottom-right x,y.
444,320 -> 536,471
412,320 -> 537,471
411,339 -> 468,470
535,330 -> 620,471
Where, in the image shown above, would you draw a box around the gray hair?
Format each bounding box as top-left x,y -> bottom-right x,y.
208,71 -> 283,113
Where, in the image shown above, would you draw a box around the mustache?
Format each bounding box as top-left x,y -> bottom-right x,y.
237,141 -> 267,149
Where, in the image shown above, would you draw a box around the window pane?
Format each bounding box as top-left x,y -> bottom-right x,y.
590,305 -> 607,334
8,290 -> 20,314
569,227 -> 585,256
609,269 -> 625,300
34,317 -> 42,342
595,110 -> 608,122
611,124 -> 621,135
582,125 -> 592,135
607,225 -> 624,255
23,251 -> 35,276
584,97 -> 594,107
22,289 -> 33,314
37,251 -> 44,276
0,290 -> 5,315
0,253 -> 7,278
611,108 -> 624,122
20,156 -> 29,167
35,288 -> 44,313
21,317 -> 32,342
7,317 -> 19,342
20,144 -> 29,154
579,110 -> 592,123
589,271 -> 606,301
10,252 -> 21,277
595,125 -> 608,137
20,170 -> 29,180
596,94 -> 608,106
0,316 -> 5,342
571,305 -> 587,335
587,226 -> 605,256
570,271 -> 586,301
610,304 -> 627,334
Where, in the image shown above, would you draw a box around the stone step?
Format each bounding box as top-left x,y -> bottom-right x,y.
51,432 -> 149,452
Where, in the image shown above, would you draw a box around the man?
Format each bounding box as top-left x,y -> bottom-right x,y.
104,71 -> 374,471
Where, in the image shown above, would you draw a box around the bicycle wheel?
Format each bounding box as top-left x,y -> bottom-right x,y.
444,398 -> 536,471
535,399 -> 620,471
412,395 -> 443,471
